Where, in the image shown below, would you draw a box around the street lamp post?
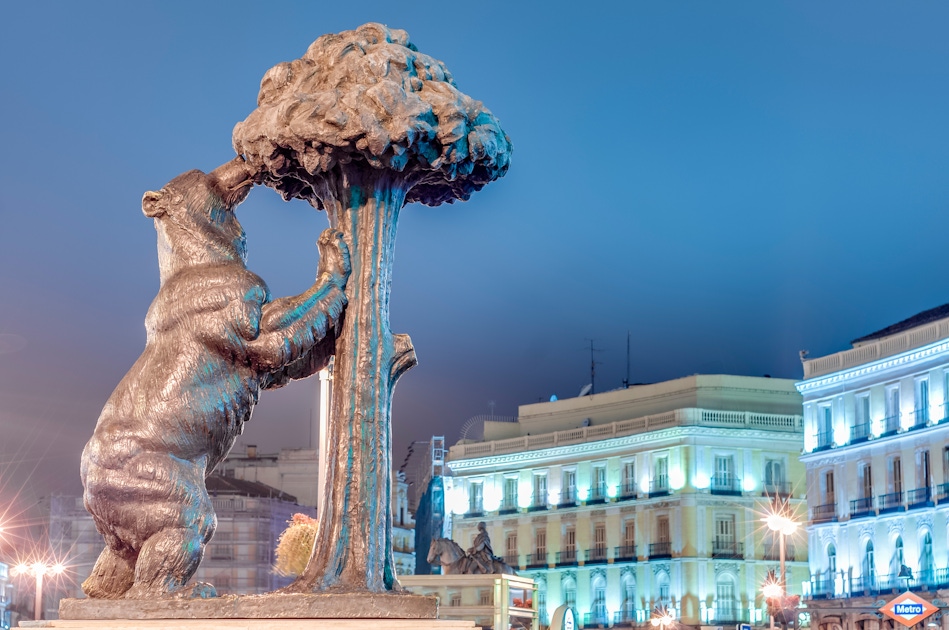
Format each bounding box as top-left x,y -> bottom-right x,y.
763,508 -> 799,629
12,561 -> 64,620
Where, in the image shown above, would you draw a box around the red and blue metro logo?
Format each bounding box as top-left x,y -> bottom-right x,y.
880,592 -> 939,628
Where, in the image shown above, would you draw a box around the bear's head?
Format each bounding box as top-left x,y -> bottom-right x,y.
142,162 -> 255,279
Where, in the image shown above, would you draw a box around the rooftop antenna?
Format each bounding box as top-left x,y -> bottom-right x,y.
585,339 -> 602,394
623,331 -> 631,389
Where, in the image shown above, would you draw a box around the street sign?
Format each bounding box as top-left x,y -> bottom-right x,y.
880,592 -> 939,628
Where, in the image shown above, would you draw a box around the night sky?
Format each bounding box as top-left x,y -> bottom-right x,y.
2,2 -> 948,516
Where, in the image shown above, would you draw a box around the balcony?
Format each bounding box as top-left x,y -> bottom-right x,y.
558,489 -> 578,507
710,474 -> 742,496
649,479 -> 670,498
527,494 -> 548,511
498,499 -> 518,515
882,414 -> 900,436
525,551 -> 548,569
556,549 -> 578,566
877,491 -> 904,513
812,503 -> 837,523
911,408 -> 929,430
585,547 -> 609,565
588,484 -> 608,504
850,421 -> 871,443
850,496 -> 874,519
711,608 -> 749,625
814,431 -> 833,452
907,487 -> 933,509
614,544 -> 637,562
613,609 -> 641,626
938,482 -> 949,502
502,553 -> 519,568
711,540 -> 743,559
648,542 -> 672,559
762,482 -> 792,498
619,482 -> 638,501
763,543 -> 796,562
584,610 -> 611,628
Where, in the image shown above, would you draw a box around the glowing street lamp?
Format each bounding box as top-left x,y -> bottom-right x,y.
651,608 -> 675,629
763,508 -> 798,592
12,560 -> 65,620
762,576 -> 783,630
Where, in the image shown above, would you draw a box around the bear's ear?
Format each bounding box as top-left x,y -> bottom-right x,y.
142,190 -> 165,218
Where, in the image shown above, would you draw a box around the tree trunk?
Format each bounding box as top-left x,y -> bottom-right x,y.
294,168 -> 416,592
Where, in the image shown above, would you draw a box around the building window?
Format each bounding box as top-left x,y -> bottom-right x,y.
505,532 -> 518,566
592,522 -> 606,560
562,525 -> 576,563
853,394 -> 871,441
562,576 -> 577,608
450,593 -> 461,607
713,455 -> 737,493
917,449 -> 932,496
915,377 -> 930,426
713,514 -> 737,557
532,472 -> 548,507
621,573 -> 637,622
862,540 -> 875,588
885,385 -> 901,433
592,574 -> 607,624
920,532 -> 934,582
892,536 -> 905,575
624,520 -> 636,550
764,459 -> 785,495
827,543 -> 837,579
562,469 -> 577,504
534,528 -> 547,565
656,572 -> 670,607
468,481 -> 483,514
622,460 -> 636,496
890,457 -> 903,494
592,464 -> 607,500
479,589 -> 491,606
653,456 -> 669,493
502,477 -> 517,511
715,575 -> 737,621
817,404 -> 833,448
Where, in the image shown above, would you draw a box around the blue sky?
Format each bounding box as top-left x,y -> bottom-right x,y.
1,1 -> 948,501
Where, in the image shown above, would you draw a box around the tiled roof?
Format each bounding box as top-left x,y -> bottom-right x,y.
852,302 -> 949,345
206,473 -> 298,503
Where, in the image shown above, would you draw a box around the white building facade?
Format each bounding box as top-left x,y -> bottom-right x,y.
799,305 -> 949,630
445,375 -> 806,629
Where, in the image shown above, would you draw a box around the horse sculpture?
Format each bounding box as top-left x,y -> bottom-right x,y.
427,538 -> 517,575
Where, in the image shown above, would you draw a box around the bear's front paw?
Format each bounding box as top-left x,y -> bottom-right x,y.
316,229 -> 351,285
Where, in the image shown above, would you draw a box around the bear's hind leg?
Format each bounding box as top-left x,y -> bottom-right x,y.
124,527 -> 205,599
82,546 -> 136,599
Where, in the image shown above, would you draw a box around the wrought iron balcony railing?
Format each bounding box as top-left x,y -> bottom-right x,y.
649,542 -> 672,559
812,502 -> 837,523
762,543 -> 796,562
614,544 -> 637,562
556,549 -> 578,566
850,496 -> 874,518
907,486 -> 932,508
877,491 -> 903,512
525,551 -> 548,568
711,540 -> 743,559
585,547 -> 609,565
710,474 -> 742,495
850,421 -> 870,443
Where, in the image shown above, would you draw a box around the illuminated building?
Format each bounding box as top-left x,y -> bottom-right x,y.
445,375 -> 806,628
799,304 -> 949,630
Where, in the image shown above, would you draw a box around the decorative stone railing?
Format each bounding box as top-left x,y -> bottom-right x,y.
448,408 -> 802,460
803,317 -> 949,379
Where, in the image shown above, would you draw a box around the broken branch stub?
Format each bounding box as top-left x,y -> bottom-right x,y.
232,22 -> 512,208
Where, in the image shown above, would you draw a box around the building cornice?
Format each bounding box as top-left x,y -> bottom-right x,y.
448,425 -> 802,472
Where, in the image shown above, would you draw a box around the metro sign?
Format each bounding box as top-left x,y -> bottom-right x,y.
880,592 -> 939,628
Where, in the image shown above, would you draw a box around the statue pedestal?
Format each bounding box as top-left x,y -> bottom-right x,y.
34,593 -> 479,629
58,593 -> 438,620
22,621 -> 476,630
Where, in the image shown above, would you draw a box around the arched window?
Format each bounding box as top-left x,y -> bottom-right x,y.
715,574 -> 738,622
827,543 -> 837,575
621,573 -> 637,623
592,574 -> 607,624
892,536 -> 904,575
562,576 -> 576,609
919,532 -> 934,583
862,540 -> 875,588
656,571 -> 671,608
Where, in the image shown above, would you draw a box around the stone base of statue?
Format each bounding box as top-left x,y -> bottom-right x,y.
25,593 -> 476,629
58,593 -> 437,620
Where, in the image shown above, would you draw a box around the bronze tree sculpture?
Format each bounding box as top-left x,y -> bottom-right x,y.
233,22 -> 512,593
